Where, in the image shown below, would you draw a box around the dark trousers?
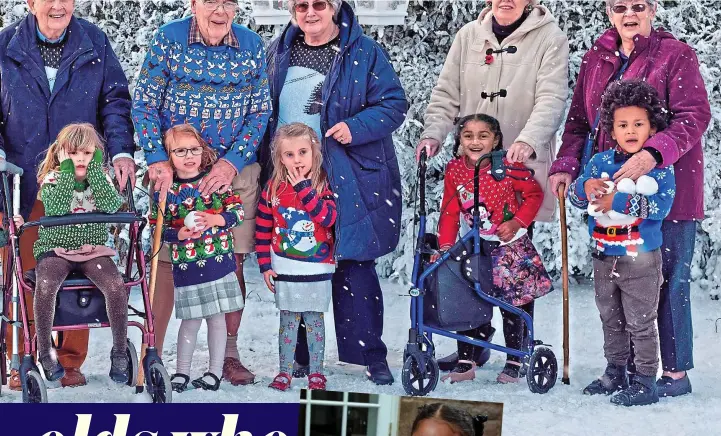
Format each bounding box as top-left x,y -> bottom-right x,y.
629,220 -> 697,373
295,259 -> 388,366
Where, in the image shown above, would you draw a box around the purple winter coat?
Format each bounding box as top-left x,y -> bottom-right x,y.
550,27 -> 711,221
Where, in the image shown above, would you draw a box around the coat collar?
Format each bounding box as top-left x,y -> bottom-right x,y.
7,15 -> 97,101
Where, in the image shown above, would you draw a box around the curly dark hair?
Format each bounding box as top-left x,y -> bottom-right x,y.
600,79 -> 668,134
411,403 -> 487,436
453,113 -> 503,156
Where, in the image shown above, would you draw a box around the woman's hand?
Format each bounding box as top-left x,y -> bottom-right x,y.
12,215 -> 24,228
178,226 -> 202,241
263,269 -> 278,293
506,141 -> 535,163
549,172 -> 572,198
613,149 -> 656,182
584,177 -> 611,199
590,192 -> 614,215
287,166 -> 310,187
192,211 -> 225,232
326,122 -> 352,145
496,219 -> 521,243
415,138 -> 441,162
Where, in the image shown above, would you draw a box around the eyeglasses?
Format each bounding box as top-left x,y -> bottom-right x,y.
611,3 -> 647,14
170,147 -> 204,158
202,0 -> 239,13
294,1 -> 329,13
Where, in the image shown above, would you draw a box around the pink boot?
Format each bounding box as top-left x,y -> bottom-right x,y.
441,360 -> 476,384
496,361 -> 522,384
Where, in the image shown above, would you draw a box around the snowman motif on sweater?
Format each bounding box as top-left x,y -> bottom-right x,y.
457,184 -> 497,236
588,172 -> 659,256
276,207 -> 320,257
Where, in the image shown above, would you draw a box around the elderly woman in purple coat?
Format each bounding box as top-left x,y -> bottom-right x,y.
549,0 -> 711,398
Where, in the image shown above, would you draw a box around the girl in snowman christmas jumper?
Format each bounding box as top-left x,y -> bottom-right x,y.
256,123 -> 337,391
435,114 -> 553,384
150,124 -> 245,392
11,123 -> 129,384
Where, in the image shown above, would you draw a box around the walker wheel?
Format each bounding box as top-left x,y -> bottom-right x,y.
126,340 -> 139,388
145,361 -> 173,403
526,346 -> 557,394
23,370 -> 48,403
401,354 -> 439,396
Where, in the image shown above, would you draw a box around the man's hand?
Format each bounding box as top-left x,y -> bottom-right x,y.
549,172 -> 572,199
263,269 -> 278,293
326,122 -> 352,145
415,138 -> 440,162
590,192 -> 614,214
506,141 -> 535,163
198,159 -> 237,197
613,149 -> 657,182
584,177 -> 611,199
113,157 -> 137,193
496,219 -> 522,243
148,161 -> 174,203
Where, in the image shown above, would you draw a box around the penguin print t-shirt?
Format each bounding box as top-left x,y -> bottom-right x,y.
277,34 -> 340,139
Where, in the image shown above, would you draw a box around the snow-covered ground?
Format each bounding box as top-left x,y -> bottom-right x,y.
2,263 -> 721,436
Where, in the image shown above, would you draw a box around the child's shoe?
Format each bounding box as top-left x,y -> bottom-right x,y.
657,373 -> 692,398
293,361 -> 310,378
583,363 -> 628,395
441,360 -> 476,384
109,348 -> 129,384
269,372 -> 292,391
171,373 -> 190,393
610,374 -> 659,406
39,353 -> 65,382
496,361 -> 522,384
191,372 -> 221,391
308,373 -> 327,390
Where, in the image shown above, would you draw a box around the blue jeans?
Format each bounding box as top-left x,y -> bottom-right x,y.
629,220 -> 696,373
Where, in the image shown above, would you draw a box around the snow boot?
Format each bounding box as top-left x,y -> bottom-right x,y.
441,360 -> 476,384
292,361 -> 310,378
496,361 -> 522,384
109,348 -> 129,384
657,373 -> 692,398
582,363 -> 628,395
39,354 -> 65,382
611,374 -> 659,406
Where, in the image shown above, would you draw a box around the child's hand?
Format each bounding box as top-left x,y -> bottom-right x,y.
57,148 -> 70,164
286,166 -> 310,187
496,219 -> 521,243
584,178 -> 611,199
12,215 -> 24,228
178,226 -> 202,241
590,192 -> 615,215
263,269 -> 278,293
193,211 -> 224,232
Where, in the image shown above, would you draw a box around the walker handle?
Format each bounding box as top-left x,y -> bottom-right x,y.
0,160 -> 24,176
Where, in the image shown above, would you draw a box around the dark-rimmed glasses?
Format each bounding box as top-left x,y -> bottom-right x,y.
294,1 -> 329,13
170,147 -> 204,158
611,3 -> 647,14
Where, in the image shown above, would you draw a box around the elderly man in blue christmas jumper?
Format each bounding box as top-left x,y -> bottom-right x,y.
132,0 -> 271,385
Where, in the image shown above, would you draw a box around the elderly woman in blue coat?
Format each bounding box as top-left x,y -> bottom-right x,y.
0,0 -> 136,390
258,0 -> 408,384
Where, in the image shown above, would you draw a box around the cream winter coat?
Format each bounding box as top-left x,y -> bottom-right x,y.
422,5 -> 569,222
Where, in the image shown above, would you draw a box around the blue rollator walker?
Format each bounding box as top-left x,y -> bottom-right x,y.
401,150 -> 558,396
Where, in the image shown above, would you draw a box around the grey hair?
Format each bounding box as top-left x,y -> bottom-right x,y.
287,0 -> 342,23
605,0 -> 656,8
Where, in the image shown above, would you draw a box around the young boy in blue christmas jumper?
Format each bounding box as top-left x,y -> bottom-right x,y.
150,124 -> 245,392
568,80 -> 675,407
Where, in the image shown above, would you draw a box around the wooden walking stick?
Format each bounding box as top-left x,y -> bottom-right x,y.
136,197 -> 166,390
558,183 -> 570,385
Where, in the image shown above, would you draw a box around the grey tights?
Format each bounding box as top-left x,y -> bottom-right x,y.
34,255 -> 128,362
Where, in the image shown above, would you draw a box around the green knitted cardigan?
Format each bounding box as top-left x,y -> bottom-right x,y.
33,150 -> 123,259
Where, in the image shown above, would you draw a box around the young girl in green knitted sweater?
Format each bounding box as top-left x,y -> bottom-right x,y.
13,123 -> 130,384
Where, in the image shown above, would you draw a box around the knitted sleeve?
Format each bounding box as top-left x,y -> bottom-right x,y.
149,192 -> 179,244
568,152 -> 605,209
255,187 -> 273,273
293,180 -> 337,228
218,187 -> 245,230
85,157 -> 123,213
437,164 -> 461,250
40,161 -> 76,216
508,161 -> 544,228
